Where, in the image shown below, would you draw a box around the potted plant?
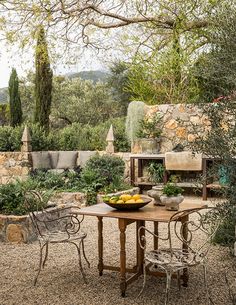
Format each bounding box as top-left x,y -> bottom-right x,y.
160,183 -> 184,211
136,113 -> 162,154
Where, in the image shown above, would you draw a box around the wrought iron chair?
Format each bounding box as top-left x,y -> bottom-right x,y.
138,207 -> 221,305
25,190 -> 90,286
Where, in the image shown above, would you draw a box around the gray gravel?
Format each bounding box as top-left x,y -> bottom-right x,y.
0,208 -> 235,305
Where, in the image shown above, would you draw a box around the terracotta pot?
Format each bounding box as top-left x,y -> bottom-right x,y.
160,194 -> 184,211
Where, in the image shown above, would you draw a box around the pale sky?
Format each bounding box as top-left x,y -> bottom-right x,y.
0,44 -> 106,88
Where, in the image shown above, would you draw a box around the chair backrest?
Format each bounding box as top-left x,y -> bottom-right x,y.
167,207 -> 221,263
25,190 -> 83,238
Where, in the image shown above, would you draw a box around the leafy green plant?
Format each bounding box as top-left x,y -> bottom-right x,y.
162,183 -> 183,197
147,162 -> 164,183
79,154 -> 129,204
136,113 -> 162,139
29,169 -> 81,192
81,155 -> 125,187
0,180 -> 51,215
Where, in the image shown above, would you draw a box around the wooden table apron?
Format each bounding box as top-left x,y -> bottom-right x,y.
76,202 -> 206,297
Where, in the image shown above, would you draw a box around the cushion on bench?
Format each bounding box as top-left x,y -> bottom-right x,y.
56,151 -> 78,169
49,151 -> 59,169
31,152 -> 52,170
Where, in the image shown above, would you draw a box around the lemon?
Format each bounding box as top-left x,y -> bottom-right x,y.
109,199 -> 117,204
135,199 -> 144,203
124,194 -> 132,201
119,194 -> 127,201
132,194 -> 141,200
117,199 -> 124,204
125,199 -> 136,204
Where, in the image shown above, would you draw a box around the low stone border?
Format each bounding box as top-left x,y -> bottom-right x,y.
0,214 -> 36,243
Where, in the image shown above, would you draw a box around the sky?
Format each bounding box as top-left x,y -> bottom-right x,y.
0,44 -> 106,88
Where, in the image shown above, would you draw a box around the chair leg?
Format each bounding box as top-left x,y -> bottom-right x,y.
137,260 -> 147,298
34,242 -> 47,286
70,241 -> 87,284
81,239 -> 90,268
42,242 -> 49,269
164,271 -> 172,305
203,264 -> 213,305
177,270 -> 181,291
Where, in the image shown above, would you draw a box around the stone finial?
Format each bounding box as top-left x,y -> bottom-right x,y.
106,124 -> 115,154
21,126 -> 32,152
106,125 -> 114,142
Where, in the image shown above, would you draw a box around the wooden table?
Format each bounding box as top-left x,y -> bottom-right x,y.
77,201 -> 207,297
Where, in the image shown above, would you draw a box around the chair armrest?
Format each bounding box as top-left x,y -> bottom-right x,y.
138,226 -> 169,250
30,207 -> 84,238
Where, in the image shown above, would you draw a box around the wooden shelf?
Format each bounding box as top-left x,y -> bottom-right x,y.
175,182 -> 202,188
206,183 -> 222,189
134,182 -> 202,188
134,182 -> 164,186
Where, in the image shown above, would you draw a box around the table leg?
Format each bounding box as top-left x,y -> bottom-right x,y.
97,216 -> 104,276
153,221 -> 159,250
182,215 -> 189,287
119,219 -> 127,297
136,220 -> 145,272
130,158 -> 135,185
202,158 -> 207,201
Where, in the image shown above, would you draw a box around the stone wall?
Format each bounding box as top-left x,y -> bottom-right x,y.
145,103 -> 210,153
0,214 -> 36,243
0,152 -> 31,184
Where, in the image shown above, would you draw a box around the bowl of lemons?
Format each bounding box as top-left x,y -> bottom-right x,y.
102,194 -> 152,210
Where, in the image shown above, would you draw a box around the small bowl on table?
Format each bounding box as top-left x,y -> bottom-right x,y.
104,195 -> 152,211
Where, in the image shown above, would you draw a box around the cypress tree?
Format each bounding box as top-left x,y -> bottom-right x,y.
8,68 -> 23,127
34,27 -> 53,132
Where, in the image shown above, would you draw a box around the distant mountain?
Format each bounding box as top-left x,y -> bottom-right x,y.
0,88 -> 7,104
67,70 -> 110,82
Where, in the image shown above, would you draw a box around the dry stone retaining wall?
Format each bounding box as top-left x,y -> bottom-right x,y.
0,152 -> 31,184
145,103 -> 210,153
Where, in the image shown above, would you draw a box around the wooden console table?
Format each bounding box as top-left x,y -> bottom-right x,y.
130,154 -> 222,201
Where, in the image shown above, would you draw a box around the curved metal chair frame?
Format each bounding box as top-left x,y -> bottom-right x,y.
25,190 -> 90,286
138,207 -> 221,305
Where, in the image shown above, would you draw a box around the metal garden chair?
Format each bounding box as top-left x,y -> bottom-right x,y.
138,207 -> 221,305
25,190 -> 90,286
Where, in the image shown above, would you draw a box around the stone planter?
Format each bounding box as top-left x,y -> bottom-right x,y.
139,138 -> 160,154
160,194 -> 184,211
147,185 -> 164,205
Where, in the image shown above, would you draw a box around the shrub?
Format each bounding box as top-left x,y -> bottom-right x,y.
82,154 -> 125,185
0,180 -> 51,215
29,169 -> 81,191
0,125 -> 22,151
79,154 -> 129,204
0,117 -> 129,152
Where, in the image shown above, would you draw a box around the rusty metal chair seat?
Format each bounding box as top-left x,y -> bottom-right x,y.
145,248 -> 200,271
38,230 -> 87,243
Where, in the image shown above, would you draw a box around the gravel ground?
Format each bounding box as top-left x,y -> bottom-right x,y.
0,198 -> 235,305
